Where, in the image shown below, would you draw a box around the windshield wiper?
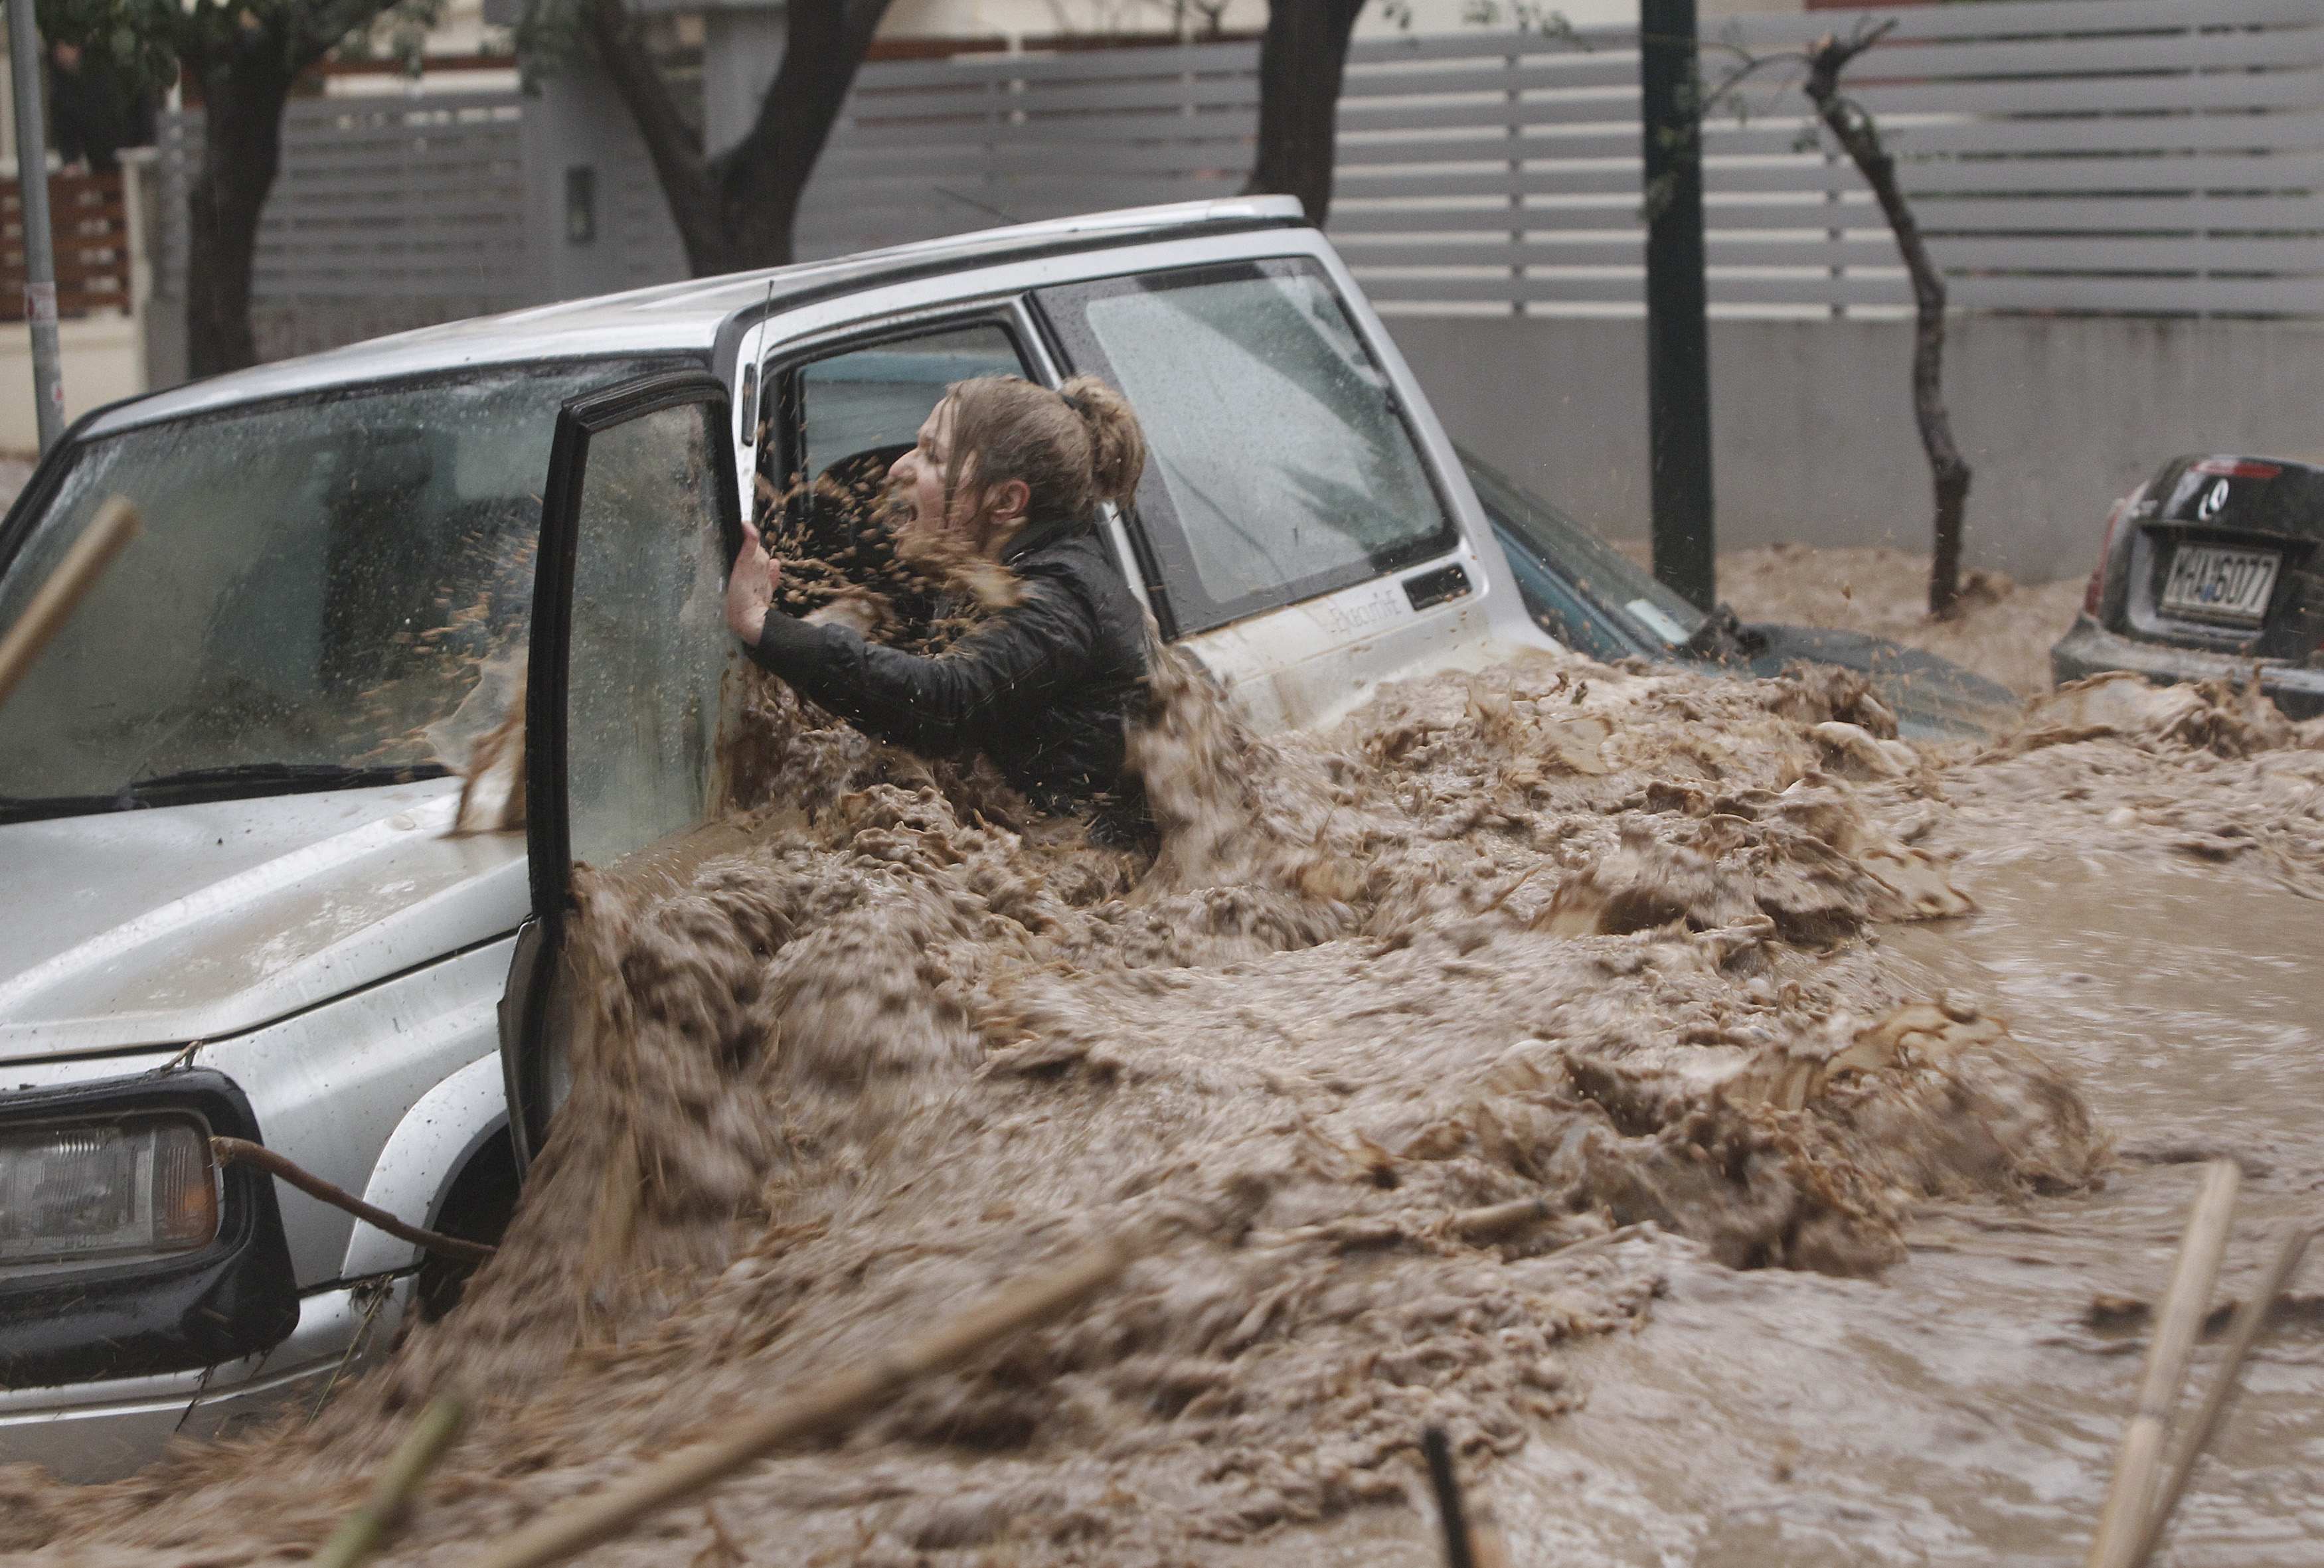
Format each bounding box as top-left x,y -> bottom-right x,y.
0,762 -> 452,824
121,761 -> 450,802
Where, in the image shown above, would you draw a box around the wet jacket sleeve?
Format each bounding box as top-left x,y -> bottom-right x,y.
745,577 -> 1100,756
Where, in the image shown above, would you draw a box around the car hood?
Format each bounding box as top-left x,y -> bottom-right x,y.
1730,622 -> 2023,741
0,779 -> 527,1063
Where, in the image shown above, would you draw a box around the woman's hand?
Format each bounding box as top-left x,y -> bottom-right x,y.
724,522 -> 783,644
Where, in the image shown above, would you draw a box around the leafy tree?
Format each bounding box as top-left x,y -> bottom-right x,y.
37,0 -> 433,377
520,0 -> 895,277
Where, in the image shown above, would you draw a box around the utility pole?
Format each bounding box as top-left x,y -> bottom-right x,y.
1639,0 -> 1714,610
7,0 -> 64,452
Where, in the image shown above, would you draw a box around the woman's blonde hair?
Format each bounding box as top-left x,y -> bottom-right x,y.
940,374 -> 1147,526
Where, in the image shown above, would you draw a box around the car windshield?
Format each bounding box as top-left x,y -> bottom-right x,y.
1458,445 -> 1708,649
0,362 -> 651,819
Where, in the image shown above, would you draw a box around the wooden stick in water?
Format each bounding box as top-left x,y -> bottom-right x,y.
0,495 -> 139,710
2085,1159 -> 2240,1568
464,1231 -> 1137,1568
313,1396 -> 466,1568
1451,1196 -> 1558,1243
2127,1223 -> 2315,1568
214,1137 -> 497,1265
1422,1427 -> 1478,1568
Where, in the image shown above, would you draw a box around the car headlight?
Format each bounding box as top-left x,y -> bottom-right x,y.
0,1115 -> 218,1269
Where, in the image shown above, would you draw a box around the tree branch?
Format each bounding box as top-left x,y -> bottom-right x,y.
1801,24 -> 1971,617
712,0 -> 897,268
582,0 -> 729,274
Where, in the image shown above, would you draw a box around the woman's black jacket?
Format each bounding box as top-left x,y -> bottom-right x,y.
745,515 -> 1152,823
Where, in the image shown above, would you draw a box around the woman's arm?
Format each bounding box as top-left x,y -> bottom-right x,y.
743,572 -> 1101,757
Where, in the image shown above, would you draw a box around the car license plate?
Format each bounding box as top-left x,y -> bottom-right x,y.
2160,543 -> 2279,623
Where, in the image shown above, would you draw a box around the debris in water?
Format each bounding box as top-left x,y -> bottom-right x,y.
20,642 -> 2321,1566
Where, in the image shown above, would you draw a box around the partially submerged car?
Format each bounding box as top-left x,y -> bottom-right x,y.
1463,449 -> 2021,740
0,197 -> 1557,1480
2052,454 -> 2324,720
0,194 -> 2024,1484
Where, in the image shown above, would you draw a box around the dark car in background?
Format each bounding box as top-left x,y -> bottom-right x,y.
1461,448 -> 2021,742
2052,454 -> 2324,720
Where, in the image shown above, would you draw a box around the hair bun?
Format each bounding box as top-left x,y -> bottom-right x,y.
1058,376 -> 1147,510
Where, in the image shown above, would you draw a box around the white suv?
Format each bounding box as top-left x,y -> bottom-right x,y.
0,197 -> 1548,1479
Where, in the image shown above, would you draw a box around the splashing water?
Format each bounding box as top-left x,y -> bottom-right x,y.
11,645 -> 2320,1567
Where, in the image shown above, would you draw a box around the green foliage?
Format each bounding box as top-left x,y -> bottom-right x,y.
32,0 -> 177,91
31,0 -> 440,83
334,0 -> 451,73
510,0 -> 588,84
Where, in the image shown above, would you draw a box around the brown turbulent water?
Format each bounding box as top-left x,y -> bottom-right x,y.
5,649 -> 2320,1567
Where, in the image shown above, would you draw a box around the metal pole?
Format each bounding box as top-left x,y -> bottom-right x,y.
7,0 -> 64,452
1638,0 -> 1714,611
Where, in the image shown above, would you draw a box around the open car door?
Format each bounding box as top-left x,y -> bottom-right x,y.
500,369 -> 742,1171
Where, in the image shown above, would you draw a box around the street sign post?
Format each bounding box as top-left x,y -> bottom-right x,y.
1639,0 -> 1715,611
7,0 -> 65,452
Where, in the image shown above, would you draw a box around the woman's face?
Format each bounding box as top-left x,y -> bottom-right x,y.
888,398 -> 962,538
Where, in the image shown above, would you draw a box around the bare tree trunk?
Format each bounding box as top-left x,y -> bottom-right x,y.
716,0 -> 894,268
587,0 -> 893,277
582,0 -> 733,275
184,49 -> 295,377
1804,31 -> 1971,619
1244,0 -> 1368,225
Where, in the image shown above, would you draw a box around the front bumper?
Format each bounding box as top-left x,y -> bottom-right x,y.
2051,615 -> 2324,721
0,1277 -> 408,1482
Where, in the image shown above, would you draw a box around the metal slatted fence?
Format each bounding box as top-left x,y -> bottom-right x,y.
159,0 -> 2323,327
161,93 -> 535,304
795,40 -> 1259,258
1330,0 -> 2323,315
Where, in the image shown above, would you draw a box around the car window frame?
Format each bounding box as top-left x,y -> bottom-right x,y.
504,365 -> 742,1172
1033,256 -> 1464,638
758,305 -> 1046,539
524,366 -> 742,937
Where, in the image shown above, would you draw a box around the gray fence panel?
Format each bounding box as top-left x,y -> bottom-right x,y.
1323,0 -> 2321,316
1714,0 -> 2321,45
159,0 -> 2324,334
160,96 -> 540,311
851,38 -> 1256,90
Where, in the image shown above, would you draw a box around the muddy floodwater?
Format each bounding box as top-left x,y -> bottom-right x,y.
6,649 -> 2319,1568
1435,835 -> 2324,1567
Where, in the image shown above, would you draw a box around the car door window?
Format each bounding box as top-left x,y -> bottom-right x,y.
531,374 -> 740,892
1038,259 -> 1457,635
562,404 -> 733,868
509,371 -> 738,1168
767,321 -> 1029,500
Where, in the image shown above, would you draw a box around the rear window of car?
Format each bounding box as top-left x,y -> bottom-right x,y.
1038,258 -> 1457,636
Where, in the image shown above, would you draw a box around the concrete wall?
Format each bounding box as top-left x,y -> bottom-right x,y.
1388,313 -> 2324,585
0,315 -> 145,453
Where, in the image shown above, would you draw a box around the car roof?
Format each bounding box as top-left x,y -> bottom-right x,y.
89,196 -> 1307,437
